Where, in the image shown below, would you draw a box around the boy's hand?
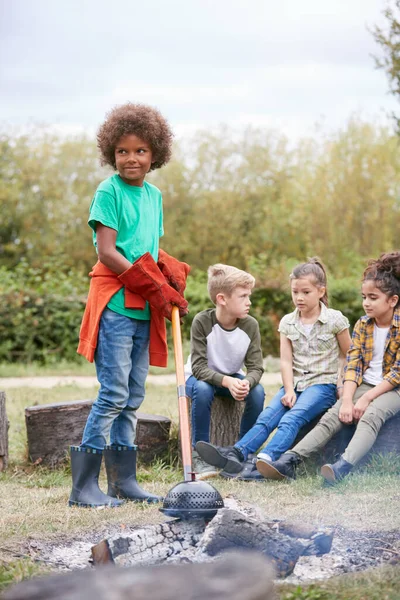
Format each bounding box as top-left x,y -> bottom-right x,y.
281,390 -> 297,408
353,394 -> 372,421
228,378 -> 249,401
339,400 -> 354,424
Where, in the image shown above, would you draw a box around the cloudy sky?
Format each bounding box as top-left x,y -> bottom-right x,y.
1,0 -> 397,140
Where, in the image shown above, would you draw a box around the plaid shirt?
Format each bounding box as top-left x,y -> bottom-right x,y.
344,307 -> 400,388
279,303 -> 350,391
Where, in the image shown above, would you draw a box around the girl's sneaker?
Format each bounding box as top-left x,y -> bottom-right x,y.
256,451 -> 272,465
192,450 -> 220,480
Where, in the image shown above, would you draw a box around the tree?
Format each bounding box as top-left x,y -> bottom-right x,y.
372,0 -> 400,129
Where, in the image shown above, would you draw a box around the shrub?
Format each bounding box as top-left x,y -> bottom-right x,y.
0,263 -> 363,364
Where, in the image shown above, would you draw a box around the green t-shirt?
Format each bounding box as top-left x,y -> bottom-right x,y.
88,174 -> 164,320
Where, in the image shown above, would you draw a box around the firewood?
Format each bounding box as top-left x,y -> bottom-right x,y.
25,400 -> 171,467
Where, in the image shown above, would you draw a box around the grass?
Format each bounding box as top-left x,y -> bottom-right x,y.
0,348 -> 280,379
0,340 -> 192,378
1,381 -> 400,597
278,564 -> 400,600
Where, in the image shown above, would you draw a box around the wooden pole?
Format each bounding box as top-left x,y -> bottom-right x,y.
0,391 -> 9,471
171,306 -> 192,482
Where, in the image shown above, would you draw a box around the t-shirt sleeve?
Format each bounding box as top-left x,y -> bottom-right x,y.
88,190 -> 118,232
332,311 -> 350,335
159,195 -> 164,238
278,315 -> 290,336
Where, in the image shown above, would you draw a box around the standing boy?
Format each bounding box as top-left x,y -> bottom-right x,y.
185,264 -> 265,479
70,103 -> 189,508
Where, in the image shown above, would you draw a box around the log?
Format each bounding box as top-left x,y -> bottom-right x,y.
0,391 -> 9,471
3,551 -> 276,600
94,507 -> 330,578
188,395 -> 245,448
25,400 -> 171,467
210,396 -> 245,446
197,509 -> 304,578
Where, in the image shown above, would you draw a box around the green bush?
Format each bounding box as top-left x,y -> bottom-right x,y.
0,263 -> 363,364
0,260 -> 87,364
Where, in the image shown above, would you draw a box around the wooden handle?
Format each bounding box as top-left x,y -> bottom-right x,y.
171,306 -> 192,481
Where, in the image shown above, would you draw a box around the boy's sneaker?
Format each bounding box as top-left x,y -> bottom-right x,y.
195,441 -> 245,474
192,450 -> 220,480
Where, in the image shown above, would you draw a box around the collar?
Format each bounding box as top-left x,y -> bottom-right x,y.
363,306 -> 400,328
287,301 -> 328,325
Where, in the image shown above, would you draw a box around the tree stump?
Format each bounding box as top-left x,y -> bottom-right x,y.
25,400 -> 171,467
210,396 -> 245,446
187,395 -> 245,447
0,391 -> 9,471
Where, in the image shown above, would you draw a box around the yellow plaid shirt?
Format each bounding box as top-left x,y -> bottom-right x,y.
344,307 -> 400,388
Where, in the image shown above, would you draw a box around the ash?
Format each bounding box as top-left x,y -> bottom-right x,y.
287,525 -> 400,583
21,498 -> 400,583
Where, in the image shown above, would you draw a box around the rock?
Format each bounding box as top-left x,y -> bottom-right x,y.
3,550 -> 276,600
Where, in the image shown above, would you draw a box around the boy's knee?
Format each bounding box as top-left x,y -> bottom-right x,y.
191,379 -> 214,402
248,383 -> 265,403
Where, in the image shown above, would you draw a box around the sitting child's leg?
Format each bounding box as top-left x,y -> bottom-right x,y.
186,375 -> 220,479
186,376 -> 215,446
341,386 -> 400,465
196,387 -> 289,474
239,382 -> 265,438
256,399 -> 344,480
259,383 -> 337,462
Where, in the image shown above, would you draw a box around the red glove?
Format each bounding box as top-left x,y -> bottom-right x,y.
118,253 -> 189,320
157,249 -> 191,296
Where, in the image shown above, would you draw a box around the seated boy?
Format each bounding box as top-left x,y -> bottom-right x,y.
184,263 -> 265,479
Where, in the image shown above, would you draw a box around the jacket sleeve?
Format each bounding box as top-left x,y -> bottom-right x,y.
244,323 -> 264,388
383,341 -> 400,388
190,315 -> 224,386
343,319 -> 364,385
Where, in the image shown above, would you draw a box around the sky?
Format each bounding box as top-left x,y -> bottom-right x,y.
1,0 -> 398,141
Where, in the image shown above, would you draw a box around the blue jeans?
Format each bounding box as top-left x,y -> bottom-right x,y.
81,308 -> 150,450
235,383 -> 337,461
186,374 -> 265,448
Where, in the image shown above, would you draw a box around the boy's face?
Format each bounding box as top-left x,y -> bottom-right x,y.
361,280 -> 398,322
217,286 -> 252,319
114,134 -> 153,186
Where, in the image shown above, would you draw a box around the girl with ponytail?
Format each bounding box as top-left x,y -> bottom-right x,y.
195,257 -> 351,479
260,251 -> 400,484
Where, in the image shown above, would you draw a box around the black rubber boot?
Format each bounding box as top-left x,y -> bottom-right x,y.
256,451 -> 302,480
320,457 -> 353,485
195,441 -> 245,474
68,446 -> 124,508
104,445 -> 162,503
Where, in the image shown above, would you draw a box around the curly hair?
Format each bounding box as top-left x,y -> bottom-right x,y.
97,103 -> 174,170
363,251 -> 400,304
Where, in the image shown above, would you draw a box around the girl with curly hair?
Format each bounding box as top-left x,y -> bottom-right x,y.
69,103 -> 189,508
259,251 -> 400,484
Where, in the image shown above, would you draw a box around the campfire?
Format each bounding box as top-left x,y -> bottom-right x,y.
30,496 -> 399,583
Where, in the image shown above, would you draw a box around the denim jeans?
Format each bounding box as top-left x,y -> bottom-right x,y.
186,374 -> 265,448
235,383 -> 337,461
81,308 -> 150,450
